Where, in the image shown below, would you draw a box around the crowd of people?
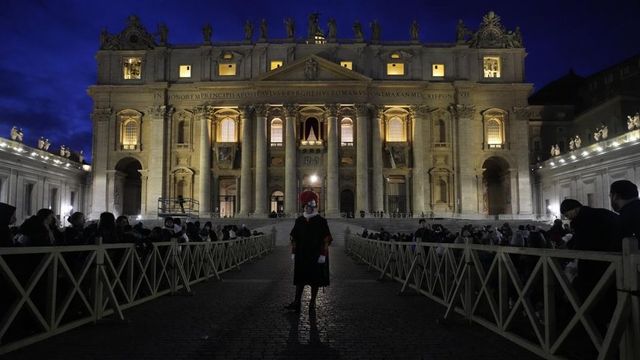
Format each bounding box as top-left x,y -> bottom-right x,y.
0,209 -> 260,248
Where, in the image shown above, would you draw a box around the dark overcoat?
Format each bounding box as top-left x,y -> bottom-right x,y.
290,215 -> 332,287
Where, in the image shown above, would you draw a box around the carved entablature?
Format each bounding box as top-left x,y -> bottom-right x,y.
409,105 -> 431,119
91,108 -> 112,122
148,105 -> 170,119
338,106 -> 355,119
100,15 -> 157,50
512,106 -> 536,121
469,11 -> 523,49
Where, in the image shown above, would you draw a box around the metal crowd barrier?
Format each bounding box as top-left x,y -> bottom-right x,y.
345,235 -> 640,360
0,233 -> 274,354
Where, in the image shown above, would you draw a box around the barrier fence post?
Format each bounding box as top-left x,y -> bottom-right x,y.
94,237 -> 104,322
620,237 -> 640,360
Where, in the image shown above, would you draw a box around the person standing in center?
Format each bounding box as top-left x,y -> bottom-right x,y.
285,190 -> 332,314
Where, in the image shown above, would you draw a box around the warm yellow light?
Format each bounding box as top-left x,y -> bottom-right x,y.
219,63 -> 237,76
390,53 -> 401,59
432,64 -> 445,77
270,60 -> 283,70
340,61 -> 353,70
483,56 -> 501,78
387,63 -> 404,76
223,52 -> 233,60
179,65 -> 191,78
123,57 -> 142,79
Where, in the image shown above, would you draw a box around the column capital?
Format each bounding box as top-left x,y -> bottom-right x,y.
324,103 -> 339,117
283,104 -> 298,117
193,105 -> 210,118
409,105 -> 431,118
239,105 -> 253,118
148,105 -> 173,119
254,104 -> 269,117
450,104 -> 476,119
371,105 -> 384,119
355,103 -> 370,116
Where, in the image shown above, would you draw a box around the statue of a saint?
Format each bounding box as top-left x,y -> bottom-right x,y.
304,59 -> 318,80
43,138 -> 50,151
550,145 -> 555,157
202,24 -> 212,44
574,135 -> 582,148
38,137 -> 45,150
569,138 -> 575,150
456,19 -> 469,43
353,21 -> 363,41
601,125 -> 609,139
243,20 -> 253,41
60,145 -> 67,157
78,150 -> 84,163
370,20 -> 380,43
554,145 -> 561,156
308,13 -> 320,38
285,17 -> 295,39
158,23 -> 168,45
259,19 -> 268,40
100,28 -> 109,47
594,130 -> 601,142
10,126 -> 18,141
410,20 -> 419,41
16,128 -> 23,142
327,18 -> 337,40
513,26 -> 523,47
628,115 -> 635,130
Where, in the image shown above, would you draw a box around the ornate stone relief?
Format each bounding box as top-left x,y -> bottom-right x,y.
469,11 -> 523,49
100,15 -> 157,50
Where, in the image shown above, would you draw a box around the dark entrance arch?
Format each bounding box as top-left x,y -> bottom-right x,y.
340,189 -> 354,217
482,157 -> 511,215
115,157 -> 142,216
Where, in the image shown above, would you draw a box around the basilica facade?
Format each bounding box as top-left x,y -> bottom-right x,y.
89,12 -> 533,219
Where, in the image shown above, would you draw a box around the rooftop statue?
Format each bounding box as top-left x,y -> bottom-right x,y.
244,20 -> 253,41
353,20 -> 364,42
259,19 -> 268,40
284,17 -> 295,39
327,18 -> 337,40
410,20 -> 419,41
308,13 -> 321,38
202,23 -> 212,44
370,20 -> 380,43
158,23 -> 168,45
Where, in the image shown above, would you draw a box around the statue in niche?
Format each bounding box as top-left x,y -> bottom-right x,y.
308,13 -> 320,38
327,18 -> 337,40
285,17 -> 295,39
574,135 -> 582,148
353,21 -> 364,41
370,20 -> 380,42
569,138 -> 575,150
410,20 -> 419,41
158,23 -> 168,45
38,136 -> 45,150
243,20 -> 253,41
259,19 -> 268,40
202,24 -> 212,44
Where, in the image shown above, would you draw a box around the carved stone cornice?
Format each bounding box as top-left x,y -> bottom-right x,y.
324,104 -> 339,117
283,104 -> 298,118
254,104 -> 269,117
409,105 -> 431,118
451,104 -> 476,119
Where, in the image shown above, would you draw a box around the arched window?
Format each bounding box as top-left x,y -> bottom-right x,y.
220,118 -> 236,142
122,119 -> 139,150
270,191 -> 284,213
302,117 -> 321,145
486,118 -> 503,147
270,118 -> 283,145
177,180 -> 186,197
341,118 -> 353,146
387,117 -> 405,142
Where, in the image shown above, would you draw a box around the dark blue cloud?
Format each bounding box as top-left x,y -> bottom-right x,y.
0,0 -> 638,164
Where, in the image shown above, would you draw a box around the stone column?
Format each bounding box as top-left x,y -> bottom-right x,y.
454,104 -> 478,214
147,105 -> 170,217
371,105 -> 384,212
254,104 -> 268,217
284,104 -> 298,215
239,106 -> 253,217
195,106 -> 211,215
89,108 -> 111,219
410,105 -> 429,215
355,104 -> 370,214
325,104 -> 339,218
509,168 -> 518,215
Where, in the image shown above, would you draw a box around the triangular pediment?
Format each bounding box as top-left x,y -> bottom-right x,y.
257,54 -> 371,82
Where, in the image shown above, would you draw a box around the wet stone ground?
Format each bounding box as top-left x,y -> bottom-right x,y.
5,246 -> 541,360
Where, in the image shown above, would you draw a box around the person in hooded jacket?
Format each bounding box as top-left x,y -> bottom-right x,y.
0,202 -> 17,247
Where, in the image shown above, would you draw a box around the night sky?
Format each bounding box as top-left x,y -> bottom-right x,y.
0,0 -> 638,163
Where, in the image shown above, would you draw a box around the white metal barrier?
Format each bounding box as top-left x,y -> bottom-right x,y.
346,235 -> 640,360
0,234 -> 274,354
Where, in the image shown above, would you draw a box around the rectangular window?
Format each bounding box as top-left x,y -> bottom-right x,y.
432,64 -> 445,77
340,61 -> 353,70
179,65 -> 191,78
483,56 -> 501,78
219,63 -> 237,76
123,57 -> 142,79
270,61 -> 283,70
386,63 -> 405,76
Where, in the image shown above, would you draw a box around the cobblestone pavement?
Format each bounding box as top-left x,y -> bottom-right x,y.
5,246 -> 541,360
